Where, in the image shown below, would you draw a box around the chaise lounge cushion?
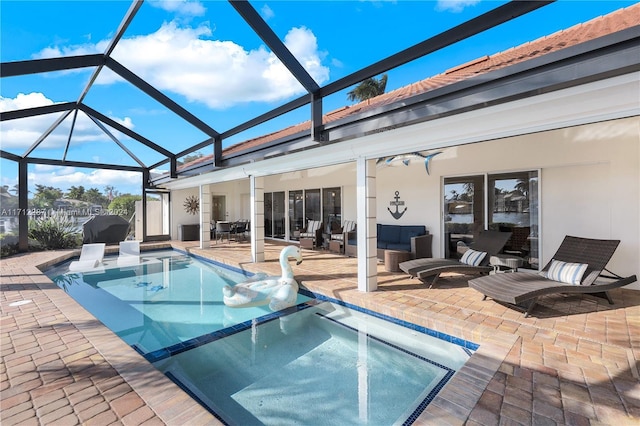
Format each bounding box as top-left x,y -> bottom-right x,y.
545,259 -> 588,285
460,249 -> 487,266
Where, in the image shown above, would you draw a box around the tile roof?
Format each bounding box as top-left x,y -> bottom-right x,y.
179,4 -> 640,171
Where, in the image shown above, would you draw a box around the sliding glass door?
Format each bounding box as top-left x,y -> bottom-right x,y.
444,171 -> 539,269
289,190 -> 303,240
443,175 -> 484,259
288,187 -> 341,241
488,171 -> 539,269
265,191 -> 285,239
323,187 -> 341,231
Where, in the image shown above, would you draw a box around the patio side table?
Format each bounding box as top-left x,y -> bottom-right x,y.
329,239 -> 343,254
384,249 -> 412,273
299,238 -> 315,249
489,254 -> 524,273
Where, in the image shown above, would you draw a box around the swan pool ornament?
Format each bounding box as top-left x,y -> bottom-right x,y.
222,245 -> 303,311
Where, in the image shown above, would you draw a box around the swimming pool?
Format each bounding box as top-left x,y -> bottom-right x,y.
46,249 -> 312,354
47,249 -> 478,425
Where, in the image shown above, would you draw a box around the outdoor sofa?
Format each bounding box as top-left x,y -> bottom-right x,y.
345,224 -> 432,259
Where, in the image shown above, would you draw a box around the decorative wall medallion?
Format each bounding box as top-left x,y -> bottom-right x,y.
184,195 -> 200,215
388,191 -> 407,220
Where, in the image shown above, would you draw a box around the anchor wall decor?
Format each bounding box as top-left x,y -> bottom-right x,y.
388,191 -> 407,220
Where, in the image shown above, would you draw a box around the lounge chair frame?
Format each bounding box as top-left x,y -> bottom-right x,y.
399,230 -> 512,287
469,236 -> 637,317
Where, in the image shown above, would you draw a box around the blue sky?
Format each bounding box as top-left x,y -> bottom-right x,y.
1,0 -> 636,199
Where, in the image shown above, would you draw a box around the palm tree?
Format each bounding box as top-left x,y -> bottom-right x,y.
104,185 -> 117,202
66,185 -> 85,200
515,179 -> 529,198
347,74 -> 388,102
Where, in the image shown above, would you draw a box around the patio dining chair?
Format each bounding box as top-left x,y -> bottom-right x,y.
216,221 -> 232,243
232,220 -> 248,241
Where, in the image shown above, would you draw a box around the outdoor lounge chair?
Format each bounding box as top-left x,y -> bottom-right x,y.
468,235 -> 637,317
117,240 -> 140,266
398,230 -> 512,287
69,243 -> 106,271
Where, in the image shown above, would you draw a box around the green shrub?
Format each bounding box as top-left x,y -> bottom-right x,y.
28,211 -> 81,250
0,241 -> 19,257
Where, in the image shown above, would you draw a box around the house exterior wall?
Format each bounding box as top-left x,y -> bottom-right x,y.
171,187 -> 200,238
372,116 -> 639,286
165,73 -> 638,289
170,117 -> 638,289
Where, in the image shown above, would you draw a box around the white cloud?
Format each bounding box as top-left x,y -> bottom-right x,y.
149,0 -> 206,17
29,167 -> 141,192
33,40 -> 107,59
436,0 -> 480,13
36,21 -> 330,109
261,4 -> 275,20
0,92 -> 133,150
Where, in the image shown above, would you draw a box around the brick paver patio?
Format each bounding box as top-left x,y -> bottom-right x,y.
1,241 -> 638,425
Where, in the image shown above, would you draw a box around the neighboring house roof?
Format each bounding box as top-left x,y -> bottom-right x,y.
179,3 -> 640,171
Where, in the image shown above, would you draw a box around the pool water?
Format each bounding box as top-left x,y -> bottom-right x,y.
46,250 -> 312,354
47,249 -> 477,425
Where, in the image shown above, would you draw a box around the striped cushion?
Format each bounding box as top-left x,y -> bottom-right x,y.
460,249 -> 487,266
546,259 -> 588,285
343,220 -> 356,233
300,220 -> 322,238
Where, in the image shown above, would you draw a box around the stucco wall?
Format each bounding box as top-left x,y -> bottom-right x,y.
171,187 -> 200,238
373,116 -> 639,284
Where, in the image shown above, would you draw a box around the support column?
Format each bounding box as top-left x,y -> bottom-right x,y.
356,157 -> 377,292
199,184 -> 211,248
250,175 -> 265,262
18,160 -> 28,252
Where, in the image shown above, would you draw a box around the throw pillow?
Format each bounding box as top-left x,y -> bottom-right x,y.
546,259 -> 588,285
460,249 -> 487,266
